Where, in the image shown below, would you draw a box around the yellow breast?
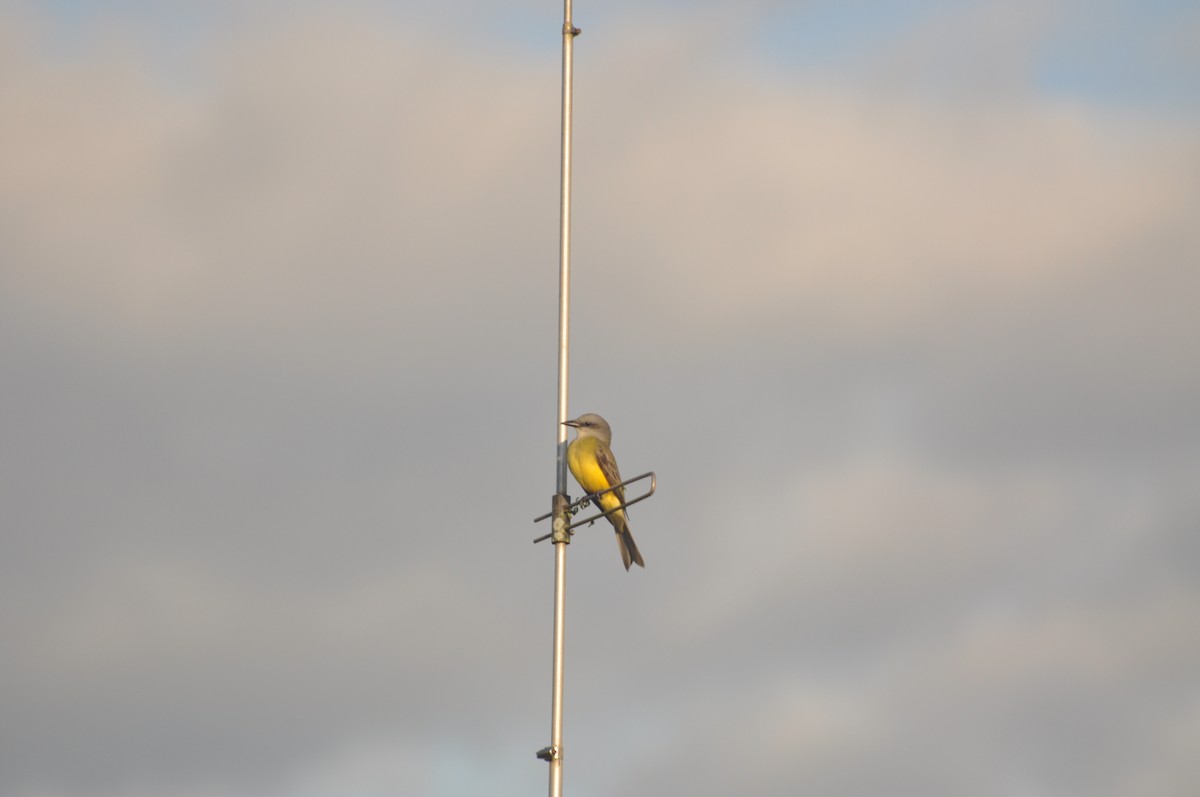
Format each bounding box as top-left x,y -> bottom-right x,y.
567,437 -> 610,494
567,436 -> 627,524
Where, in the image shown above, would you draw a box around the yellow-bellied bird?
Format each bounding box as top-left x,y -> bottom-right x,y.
563,413 -> 645,570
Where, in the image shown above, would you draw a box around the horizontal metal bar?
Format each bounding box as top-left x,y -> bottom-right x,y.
533,471 -> 656,543
533,471 -> 654,523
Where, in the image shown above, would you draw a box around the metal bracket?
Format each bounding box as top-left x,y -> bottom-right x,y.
536,745 -> 561,762
533,471 -> 656,543
550,492 -> 571,544
563,24 -> 581,36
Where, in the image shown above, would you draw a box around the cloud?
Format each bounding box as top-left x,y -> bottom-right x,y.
1,2 -> 1197,797
585,83 -> 1197,339
1,7 -> 562,359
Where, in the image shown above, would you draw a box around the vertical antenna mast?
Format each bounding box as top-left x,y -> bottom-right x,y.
543,3 -> 580,797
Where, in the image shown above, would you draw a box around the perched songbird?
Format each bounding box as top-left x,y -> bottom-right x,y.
563,413 -> 645,570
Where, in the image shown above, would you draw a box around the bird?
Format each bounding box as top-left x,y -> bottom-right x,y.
563,413 -> 645,570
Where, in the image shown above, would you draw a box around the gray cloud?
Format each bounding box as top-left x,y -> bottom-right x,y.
1,3 -> 1197,796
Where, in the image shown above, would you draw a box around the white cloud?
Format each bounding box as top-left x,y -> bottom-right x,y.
0,9 -> 558,354
587,84 -> 1197,338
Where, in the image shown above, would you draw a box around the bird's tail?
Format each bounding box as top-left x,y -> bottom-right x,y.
614,514 -> 645,570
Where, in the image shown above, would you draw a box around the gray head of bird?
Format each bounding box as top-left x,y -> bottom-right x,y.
563,413 -> 612,443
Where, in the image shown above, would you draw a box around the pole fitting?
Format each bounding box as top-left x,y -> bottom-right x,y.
563,24 -> 581,36
551,493 -> 572,544
536,745 -> 562,762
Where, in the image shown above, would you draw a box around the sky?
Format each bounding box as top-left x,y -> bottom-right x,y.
1,1 -> 1198,796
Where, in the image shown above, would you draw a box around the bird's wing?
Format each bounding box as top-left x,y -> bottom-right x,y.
596,443 -> 626,505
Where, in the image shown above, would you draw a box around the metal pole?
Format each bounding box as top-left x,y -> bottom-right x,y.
556,11 -> 576,481
548,3 -> 579,797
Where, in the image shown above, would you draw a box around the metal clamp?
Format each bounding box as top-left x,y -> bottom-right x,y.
533,471 -> 656,543
536,745 -> 561,762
